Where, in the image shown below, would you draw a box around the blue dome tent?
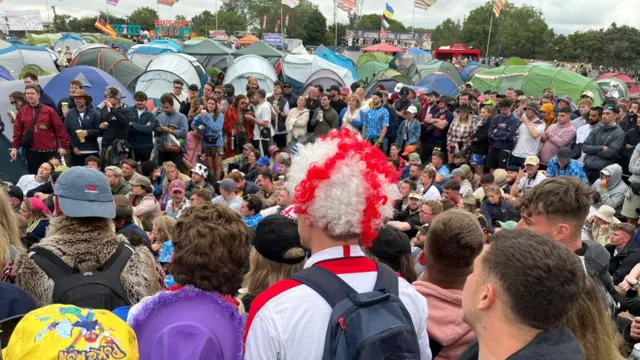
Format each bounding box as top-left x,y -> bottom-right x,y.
43,66 -> 135,107
0,65 -> 13,82
149,39 -> 182,52
416,72 -> 460,97
127,45 -> 175,69
53,34 -> 87,53
460,64 -> 489,82
314,45 -> 359,82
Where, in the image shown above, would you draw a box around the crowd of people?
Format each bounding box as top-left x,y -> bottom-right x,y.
2,68 -> 640,359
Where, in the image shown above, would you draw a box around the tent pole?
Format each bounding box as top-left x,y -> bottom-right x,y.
485,8 -> 494,62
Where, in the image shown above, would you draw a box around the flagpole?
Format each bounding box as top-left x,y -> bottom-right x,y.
411,2 -> 415,38
485,7 -> 494,62
281,0 -> 284,48
334,0 -> 337,46
215,0 -> 218,30
105,0 -> 110,23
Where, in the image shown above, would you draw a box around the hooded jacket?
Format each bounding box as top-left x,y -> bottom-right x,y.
458,328 -> 583,360
591,163 -> 628,212
8,216 -> 162,307
413,281 -> 474,360
582,122 -> 624,171
629,143 -> 640,184
488,112 -> 519,150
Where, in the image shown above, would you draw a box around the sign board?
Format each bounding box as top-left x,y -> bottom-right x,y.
208,30 -> 228,40
154,20 -> 192,38
346,30 -> 430,42
112,24 -> 141,36
263,33 -> 284,45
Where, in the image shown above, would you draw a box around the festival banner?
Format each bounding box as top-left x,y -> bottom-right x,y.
154,19 -> 192,37
95,15 -> 117,40
106,0 -> 119,6
0,10 -> 44,31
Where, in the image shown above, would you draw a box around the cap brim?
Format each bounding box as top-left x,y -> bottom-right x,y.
524,162 -> 538,166
57,196 -> 116,219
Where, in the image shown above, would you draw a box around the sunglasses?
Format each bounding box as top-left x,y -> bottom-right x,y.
10,101 -> 16,105
214,91 -> 223,94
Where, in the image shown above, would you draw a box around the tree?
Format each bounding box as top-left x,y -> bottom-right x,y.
53,13 -> 72,32
128,7 -> 158,31
357,13 -> 406,32
217,11 -> 248,35
431,18 -> 462,49
191,11 -> 216,36
326,22 -> 349,46
175,14 -> 187,21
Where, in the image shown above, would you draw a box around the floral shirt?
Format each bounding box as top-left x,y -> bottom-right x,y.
166,198 -> 190,219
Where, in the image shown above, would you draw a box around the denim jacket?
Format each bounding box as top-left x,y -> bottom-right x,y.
192,112 -> 224,148
396,119 -> 421,147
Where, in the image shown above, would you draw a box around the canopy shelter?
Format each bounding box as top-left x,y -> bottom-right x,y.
44,66 -> 135,107
357,61 -> 389,84
433,47 -> 481,61
290,44 -> 308,55
148,39 -> 182,52
364,78 -> 399,98
314,45 -> 358,82
71,45 -> 143,89
0,40 -> 58,79
361,43 -> 405,53
224,54 -> 278,95
182,39 -> 234,70
135,53 -> 206,99
407,60 -> 463,86
233,41 -> 284,59
371,69 -> 412,86
460,64 -> 489,82
598,78 -> 628,100
470,65 -> 605,105
25,33 -> 62,46
356,52 -> 393,68
300,69 -> 346,96
503,57 -> 526,66
126,45 -> 175,69
416,72 -> 460,97
598,72 -> 640,95
282,54 -> 355,94
0,65 -> 13,81
237,35 -> 259,46
53,34 -> 87,53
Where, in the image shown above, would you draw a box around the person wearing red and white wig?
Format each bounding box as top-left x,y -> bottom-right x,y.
244,128 -> 432,360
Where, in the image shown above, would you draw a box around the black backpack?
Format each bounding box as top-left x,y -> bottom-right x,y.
29,242 -> 133,310
289,262 -> 421,360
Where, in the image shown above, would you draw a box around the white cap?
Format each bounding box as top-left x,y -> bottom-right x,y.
406,105 -> 418,114
394,83 -> 404,93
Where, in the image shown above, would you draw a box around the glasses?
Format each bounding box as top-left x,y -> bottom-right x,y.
215,91 -> 223,94
173,86 -> 183,90
420,210 -> 433,216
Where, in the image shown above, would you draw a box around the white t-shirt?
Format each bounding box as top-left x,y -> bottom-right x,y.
422,184 -> 442,201
575,124 -> 594,166
254,102 -> 274,141
16,175 -> 47,194
518,171 -> 547,191
512,120 -> 546,158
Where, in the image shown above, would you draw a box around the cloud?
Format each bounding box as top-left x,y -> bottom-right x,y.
6,0 -> 639,35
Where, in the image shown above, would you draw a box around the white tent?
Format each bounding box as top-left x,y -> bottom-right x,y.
0,76 -> 55,139
224,54 -> 278,95
53,34 -> 88,53
126,45 -> 176,69
282,54 -> 354,93
289,44 -> 308,55
135,53 -> 206,99
0,40 -> 58,79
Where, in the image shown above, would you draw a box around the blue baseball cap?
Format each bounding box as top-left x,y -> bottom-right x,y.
257,156 -> 270,167
54,167 -> 115,219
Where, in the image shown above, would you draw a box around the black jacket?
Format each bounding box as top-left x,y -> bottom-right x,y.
606,241 -> 640,285
38,85 -> 56,111
458,328 -> 583,360
243,180 -> 260,195
128,108 -> 156,149
470,118 -> 491,154
100,106 -> 131,148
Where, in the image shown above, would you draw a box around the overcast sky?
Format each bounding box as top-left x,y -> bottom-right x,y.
7,0 -> 638,35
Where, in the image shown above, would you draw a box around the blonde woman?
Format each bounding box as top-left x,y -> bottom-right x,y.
285,96 -> 309,143
150,215 -> 176,253
0,189 -> 24,268
240,215 -> 306,312
446,104 -> 476,164
339,94 -> 365,133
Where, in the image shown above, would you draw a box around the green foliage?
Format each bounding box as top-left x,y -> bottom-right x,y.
431,18 -> 462,49
357,13 -> 406,32
326,23 -> 349,46
128,7 -> 159,31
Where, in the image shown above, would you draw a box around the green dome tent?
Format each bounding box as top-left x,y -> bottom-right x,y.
406,60 -> 463,86
371,69 -> 412,85
356,52 -> 393,68
357,61 -> 389,84
470,65 -> 604,104
25,33 -> 62,46
503,57 -> 526,66
19,64 -> 55,78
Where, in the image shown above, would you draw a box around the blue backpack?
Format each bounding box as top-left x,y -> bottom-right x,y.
290,262 -> 421,360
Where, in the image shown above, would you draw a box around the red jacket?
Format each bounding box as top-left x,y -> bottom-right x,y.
223,106 -> 254,156
11,104 -> 71,150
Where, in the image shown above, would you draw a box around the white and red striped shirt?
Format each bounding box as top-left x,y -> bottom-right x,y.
244,245 -> 432,360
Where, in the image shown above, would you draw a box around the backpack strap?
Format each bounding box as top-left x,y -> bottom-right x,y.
102,242 -> 133,274
373,262 -> 400,297
289,266 -> 357,308
29,247 -> 78,281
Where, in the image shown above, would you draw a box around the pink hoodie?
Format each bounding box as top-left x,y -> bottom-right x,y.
413,280 -> 475,360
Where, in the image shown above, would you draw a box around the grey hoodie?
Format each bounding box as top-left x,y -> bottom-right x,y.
629,143 -> 640,184
591,163 -> 628,212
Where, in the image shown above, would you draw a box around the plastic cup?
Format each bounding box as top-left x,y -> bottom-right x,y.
76,129 -> 86,143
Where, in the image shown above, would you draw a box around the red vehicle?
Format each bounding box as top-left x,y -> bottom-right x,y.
433,43 -> 481,62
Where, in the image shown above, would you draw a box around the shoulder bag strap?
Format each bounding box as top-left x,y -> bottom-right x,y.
289,266 -> 357,308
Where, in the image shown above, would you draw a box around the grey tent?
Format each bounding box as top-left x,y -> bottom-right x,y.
233,41 -> 284,59
182,39 -> 233,70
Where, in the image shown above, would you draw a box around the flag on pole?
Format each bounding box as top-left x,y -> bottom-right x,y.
383,3 -> 394,19
337,0 -> 356,12
285,13 -> 290,27
106,0 -> 119,6
415,0 -> 437,11
157,0 -> 178,6
282,0 -> 299,8
262,15 -> 267,29
381,2 -> 394,30
275,19 -> 281,32
493,0 -> 505,16
95,15 -> 117,40
380,27 -> 387,39
381,16 -> 390,30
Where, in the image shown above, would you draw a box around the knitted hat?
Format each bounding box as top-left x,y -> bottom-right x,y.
287,128 -> 400,247
129,286 -> 243,360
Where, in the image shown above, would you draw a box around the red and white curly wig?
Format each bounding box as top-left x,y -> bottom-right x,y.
288,128 -> 400,247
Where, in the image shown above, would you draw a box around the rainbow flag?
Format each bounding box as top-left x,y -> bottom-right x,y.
95,16 -> 117,40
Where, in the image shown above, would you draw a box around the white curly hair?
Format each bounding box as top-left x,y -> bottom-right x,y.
288,129 -> 400,247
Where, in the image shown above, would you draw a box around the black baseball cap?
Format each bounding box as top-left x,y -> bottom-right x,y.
329,85 -> 341,93
254,215 -> 306,265
283,83 -> 292,89
369,226 -> 411,263
557,147 -> 572,162
399,87 -> 410,96
6,185 -> 23,201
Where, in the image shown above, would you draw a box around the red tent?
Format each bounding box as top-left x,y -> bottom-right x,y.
598,72 -> 640,95
361,43 -> 405,53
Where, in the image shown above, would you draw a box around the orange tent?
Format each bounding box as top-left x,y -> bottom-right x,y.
237,34 -> 259,46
